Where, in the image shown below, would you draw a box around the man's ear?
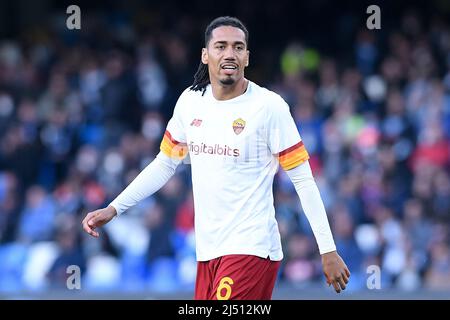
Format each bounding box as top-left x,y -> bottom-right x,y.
245,50 -> 250,67
201,48 -> 208,65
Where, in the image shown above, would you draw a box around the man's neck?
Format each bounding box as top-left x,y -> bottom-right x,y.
211,78 -> 248,101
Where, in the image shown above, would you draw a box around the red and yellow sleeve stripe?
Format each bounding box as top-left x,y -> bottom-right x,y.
278,141 -> 309,170
160,130 -> 188,160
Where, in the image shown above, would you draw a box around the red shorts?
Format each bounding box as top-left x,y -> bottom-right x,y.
194,254 -> 281,300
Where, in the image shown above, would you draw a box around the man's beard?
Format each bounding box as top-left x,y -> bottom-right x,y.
219,76 -> 235,86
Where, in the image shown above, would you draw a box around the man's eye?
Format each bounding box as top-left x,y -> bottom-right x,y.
236,46 -> 244,50
217,45 -> 225,50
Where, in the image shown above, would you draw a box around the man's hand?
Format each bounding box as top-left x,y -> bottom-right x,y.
321,251 -> 350,293
81,205 -> 117,238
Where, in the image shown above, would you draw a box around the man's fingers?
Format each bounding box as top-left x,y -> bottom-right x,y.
342,272 -> 349,284
82,212 -> 100,238
82,222 -> 91,234
345,267 -> 351,278
82,221 -> 97,237
87,212 -> 100,227
82,220 -> 99,237
322,253 -> 350,293
86,227 -> 99,237
336,276 -> 346,291
333,269 -> 350,292
331,280 -> 341,293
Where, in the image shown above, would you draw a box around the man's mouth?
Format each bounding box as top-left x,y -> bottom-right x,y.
221,63 -> 238,75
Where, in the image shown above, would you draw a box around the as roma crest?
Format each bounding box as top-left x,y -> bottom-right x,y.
232,118 -> 246,135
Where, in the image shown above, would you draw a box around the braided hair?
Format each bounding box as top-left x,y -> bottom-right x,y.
189,16 -> 249,95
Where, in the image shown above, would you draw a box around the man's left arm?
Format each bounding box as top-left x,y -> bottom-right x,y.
265,94 -> 350,292
285,161 -> 350,293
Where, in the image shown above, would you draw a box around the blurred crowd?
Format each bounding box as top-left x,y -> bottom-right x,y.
0,2 -> 449,294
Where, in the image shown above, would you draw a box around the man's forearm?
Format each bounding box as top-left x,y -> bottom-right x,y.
109,152 -> 178,216
285,161 -> 336,254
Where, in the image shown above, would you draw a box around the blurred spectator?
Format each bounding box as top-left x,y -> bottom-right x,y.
47,215 -> 86,289
282,233 -> 317,285
424,242 -> 450,290
17,185 -> 56,243
330,204 -> 364,275
0,172 -> 20,244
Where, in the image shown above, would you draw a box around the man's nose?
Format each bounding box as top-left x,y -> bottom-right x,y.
223,46 -> 236,59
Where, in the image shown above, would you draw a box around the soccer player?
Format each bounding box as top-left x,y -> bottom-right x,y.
82,16 -> 350,299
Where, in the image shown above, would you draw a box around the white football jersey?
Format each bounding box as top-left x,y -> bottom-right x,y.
160,81 -> 309,261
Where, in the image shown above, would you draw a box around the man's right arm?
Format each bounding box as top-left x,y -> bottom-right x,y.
82,152 -> 180,237
109,152 -> 179,216
82,90 -> 189,236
